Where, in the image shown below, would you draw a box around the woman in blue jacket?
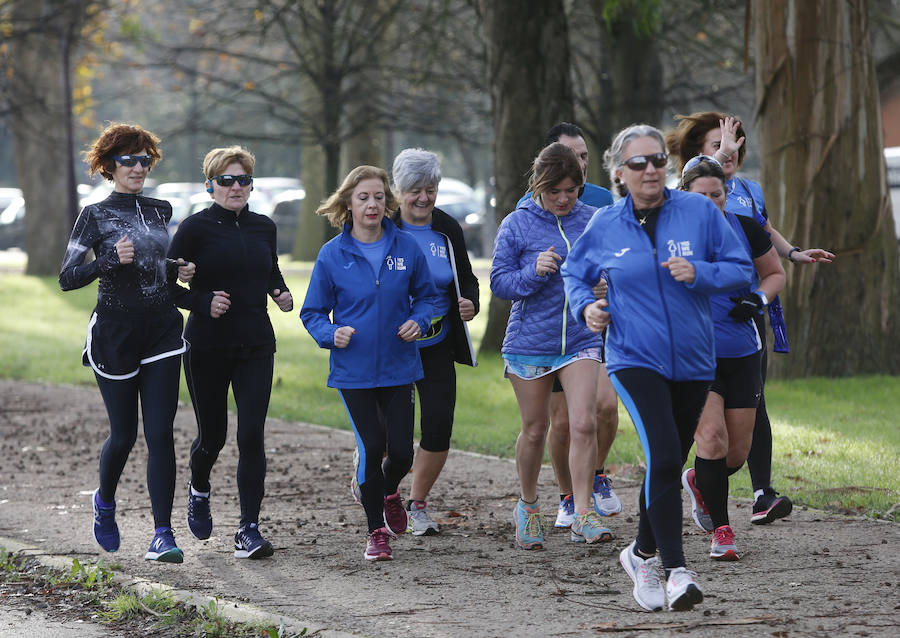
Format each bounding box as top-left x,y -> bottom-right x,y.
300,165 -> 437,562
491,143 -> 613,551
676,156 -> 785,563
562,125 -> 753,612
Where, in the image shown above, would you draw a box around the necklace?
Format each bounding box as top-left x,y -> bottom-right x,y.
637,214 -> 648,226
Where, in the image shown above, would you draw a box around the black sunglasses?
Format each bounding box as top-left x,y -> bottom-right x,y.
113,155 -> 152,168
211,174 -> 253,187
620,153 -> 668,171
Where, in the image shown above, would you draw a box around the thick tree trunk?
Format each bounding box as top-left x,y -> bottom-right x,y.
7,1 -> 78,275
292,142 -> 332,261
754,0 -> 900,376
479,0 -> 574,354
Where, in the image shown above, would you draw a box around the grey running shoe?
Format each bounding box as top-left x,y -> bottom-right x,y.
407,501 -> 439,536
681,468 -> 714,532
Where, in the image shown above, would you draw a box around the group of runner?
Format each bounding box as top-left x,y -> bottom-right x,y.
61,113 -> 832,613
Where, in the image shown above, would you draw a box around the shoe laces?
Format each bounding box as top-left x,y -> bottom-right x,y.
595,475 -> 613,498
94,504 -> 115,525
638,555 -> 662,588
713,525 -> 735,544
369,528 -> 391,546
577,510 -> 605,529
239,524 -> 264,544
668,566 -> 698,587
560,496 -> 574,514
188,493 -> 210,517
523,509 -> 543,538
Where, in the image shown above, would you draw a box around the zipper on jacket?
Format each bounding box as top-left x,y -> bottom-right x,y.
556,216 -> 573,356
648,216 -> 677,378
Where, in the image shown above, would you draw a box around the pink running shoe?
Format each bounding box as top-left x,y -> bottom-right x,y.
383,491 -> 408,536
681,468 -> 714,532
364,527 -> 393,561
710,524 -> 739,561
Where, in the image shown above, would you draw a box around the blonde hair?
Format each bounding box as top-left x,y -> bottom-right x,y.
202,146 -> 255,179
316,165 -> 398,228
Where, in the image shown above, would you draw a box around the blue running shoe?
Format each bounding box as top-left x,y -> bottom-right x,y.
571,509 -> 614,544
145,528 -> 184,563
186,483 -> 212,540
92,489 -> 119,553
554,494 -> 575,528
234,523 -> 274,559
513,499 -> 543,550
592,474 -> 623,516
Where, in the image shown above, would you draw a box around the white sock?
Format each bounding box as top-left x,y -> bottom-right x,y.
190,486 -> 210,498
753,489 -> 765,501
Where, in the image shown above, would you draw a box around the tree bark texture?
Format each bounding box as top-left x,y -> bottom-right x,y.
6,0 -> 80,275
754,0 -> 899,376
479,0 -> 574,353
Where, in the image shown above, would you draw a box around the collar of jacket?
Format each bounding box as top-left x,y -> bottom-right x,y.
621,187 -> 673,222
339,216 -> 397,254
207,202 -> 250,221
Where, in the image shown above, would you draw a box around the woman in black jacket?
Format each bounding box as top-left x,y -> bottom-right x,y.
168,146 -> 292,559
386,148 -> 479,535
60,122 -> 194,562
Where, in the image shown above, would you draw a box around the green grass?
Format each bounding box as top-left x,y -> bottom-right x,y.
1,265 -> 897,520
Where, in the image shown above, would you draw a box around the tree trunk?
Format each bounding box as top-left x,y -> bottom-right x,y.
292,142 -> 333,261
478,0 -> 574,354
7,1 -> 79,275
754,0 -> 900,376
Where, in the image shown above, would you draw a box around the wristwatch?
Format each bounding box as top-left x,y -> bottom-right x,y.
756,290 -> 769,307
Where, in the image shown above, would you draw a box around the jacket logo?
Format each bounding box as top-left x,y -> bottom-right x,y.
666,239 -> 694,258
343,262 -> 354,269
614,248 -> 630,257
385,255 -> 406,271
429,242 -> 447,258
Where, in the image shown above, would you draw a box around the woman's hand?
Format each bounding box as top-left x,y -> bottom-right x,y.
115,235 -> 134,265
535,246 -> 562,277
458,297 -> 476,321
661,256 -> 696,284
177,259 -> 195,283
272,288 -> 293,312
210,290 -> 231,318
397,319 -> 422,342
333,325 -> 356,348
718,116 -> 745,159
583,299 -> 610,333
791,247 -> 835,264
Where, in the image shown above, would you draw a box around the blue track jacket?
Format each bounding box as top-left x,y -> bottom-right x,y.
300,218 -> 438,389
561,189 -> 753,381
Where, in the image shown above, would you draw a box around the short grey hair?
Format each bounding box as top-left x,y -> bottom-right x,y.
602,124 -> 667,197
392,148 -> 442,194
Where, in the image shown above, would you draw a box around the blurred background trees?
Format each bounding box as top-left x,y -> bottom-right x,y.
0,0 -> 898,375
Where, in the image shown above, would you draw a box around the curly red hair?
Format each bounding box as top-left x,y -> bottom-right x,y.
83,123 -> 162,180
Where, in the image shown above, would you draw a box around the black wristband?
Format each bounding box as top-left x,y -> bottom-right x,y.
788,246 -> 802,262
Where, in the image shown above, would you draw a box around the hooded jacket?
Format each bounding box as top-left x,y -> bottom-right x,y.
562,189 -> 753,381
490,198 -> 601,357
300,218 -> 438,389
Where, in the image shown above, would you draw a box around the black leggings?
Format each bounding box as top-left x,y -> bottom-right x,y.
416,338 -> 456,452
610,368 -> 709,569
747,315 -> 773,491
340,385 -> 415,532
183,348 -> 273,527
95,355 -> 180,529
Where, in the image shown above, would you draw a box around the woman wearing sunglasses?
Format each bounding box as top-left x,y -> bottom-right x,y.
665,113 -> 834,527
676,156 -> 785,561
60,122 -> 195,562
491,142 -> 613,551
562,124 -> 753,612
167,146 -> 292,560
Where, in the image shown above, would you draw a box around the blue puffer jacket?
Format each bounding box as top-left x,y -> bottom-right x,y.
562,189 -> 753,381
490,198 -> 601,357
300,218 -> 438,389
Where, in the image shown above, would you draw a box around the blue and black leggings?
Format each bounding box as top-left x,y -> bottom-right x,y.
340,385 -> 415,532
610,368 -> 709,569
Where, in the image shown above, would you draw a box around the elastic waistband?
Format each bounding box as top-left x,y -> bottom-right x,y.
94,303 -> 176,322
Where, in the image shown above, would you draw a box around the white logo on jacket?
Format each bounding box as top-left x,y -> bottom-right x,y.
666,240 -> 693,258
385,255 -> 406,271
614,248 -> 631,257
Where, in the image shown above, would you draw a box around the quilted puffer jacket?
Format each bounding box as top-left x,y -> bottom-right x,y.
490,197 -> 601,357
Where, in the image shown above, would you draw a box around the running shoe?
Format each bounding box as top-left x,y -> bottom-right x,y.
407,500 -> 439,536
709,524 -> 739,561
91,489 -> 120,553
618,540 -> 664,612
350,448 -> 362,505
751,488 -> 793,525
555,493 -> 575,528
364,527 -> 393,561
186,483 -> 212,540
383,491 -> 408,536
571,509 -> 613,543
592,474 -> 623,516
665,567 -> 703,611
513,499 -> 544,550
144,528 -> 184,563
681,468 -> 714,532
234,523 -> 274,559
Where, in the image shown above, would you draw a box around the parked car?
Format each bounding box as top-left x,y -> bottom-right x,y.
269,188 -> 307,254
436,177 -> 489,257
0,195 -> 25,249
149,182 -> 206,233
0,187 -> 22,214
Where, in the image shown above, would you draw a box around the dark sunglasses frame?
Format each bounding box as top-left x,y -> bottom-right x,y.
620,152 -> 668,171
113,155 -> 153,168
211,174 -> 253,187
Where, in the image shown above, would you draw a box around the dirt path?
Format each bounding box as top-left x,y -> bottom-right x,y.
1,379 -> 897,637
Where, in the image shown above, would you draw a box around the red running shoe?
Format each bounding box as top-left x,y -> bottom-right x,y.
365,527 -> 393,561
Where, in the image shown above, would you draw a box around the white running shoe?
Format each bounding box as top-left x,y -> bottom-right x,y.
619,540 -> 664,612
555,494 -> 575,528
592,474 -> 623,516
407,501 -> 439,536
666,567 -> 704,611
